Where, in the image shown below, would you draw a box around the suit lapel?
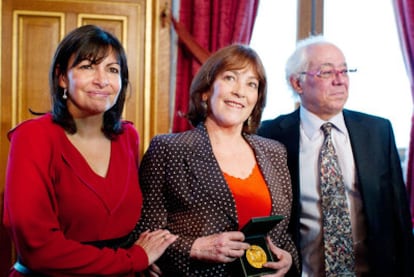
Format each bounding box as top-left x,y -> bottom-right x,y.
343,110 -> 373,184
245,135 -> 287,216
278,110 -> 301,211
185,125 -> 238,228
343,110 -> 378,209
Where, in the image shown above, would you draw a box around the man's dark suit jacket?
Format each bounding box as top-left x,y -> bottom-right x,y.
257,108 -> 414,276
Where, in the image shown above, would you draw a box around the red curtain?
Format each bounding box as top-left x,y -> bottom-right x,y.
394,0 -> 414,226
172,0 -> 259,132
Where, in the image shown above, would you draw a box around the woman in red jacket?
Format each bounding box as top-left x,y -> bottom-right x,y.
3,24 -> 177,276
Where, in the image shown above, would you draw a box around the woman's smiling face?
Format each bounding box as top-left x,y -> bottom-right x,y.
204,66 -> 259,130
59,50 -> 122,118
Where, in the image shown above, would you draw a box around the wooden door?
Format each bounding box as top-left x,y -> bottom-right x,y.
0,0 -> 171,273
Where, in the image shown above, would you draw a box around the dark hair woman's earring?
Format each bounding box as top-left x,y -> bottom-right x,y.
201,101 -> 207,110
63,89 -> 68,100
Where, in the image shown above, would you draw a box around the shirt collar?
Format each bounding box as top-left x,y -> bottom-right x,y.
300,106 -> 347,140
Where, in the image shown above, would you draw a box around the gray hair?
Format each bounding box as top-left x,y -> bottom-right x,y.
285,35 -> 334,95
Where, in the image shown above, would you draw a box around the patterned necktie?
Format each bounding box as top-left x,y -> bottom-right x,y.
319,122 -> 355,276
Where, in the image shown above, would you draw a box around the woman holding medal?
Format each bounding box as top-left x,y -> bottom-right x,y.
136,44 -> 300,276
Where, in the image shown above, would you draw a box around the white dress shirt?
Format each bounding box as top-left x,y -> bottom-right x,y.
299,107 -> 369,277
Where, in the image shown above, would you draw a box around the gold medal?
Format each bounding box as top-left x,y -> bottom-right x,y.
245,245 -> 267,268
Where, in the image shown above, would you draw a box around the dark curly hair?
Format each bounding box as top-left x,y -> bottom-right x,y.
49,24 -> 129,139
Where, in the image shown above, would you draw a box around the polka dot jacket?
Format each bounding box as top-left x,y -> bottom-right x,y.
136,123 -> 299,276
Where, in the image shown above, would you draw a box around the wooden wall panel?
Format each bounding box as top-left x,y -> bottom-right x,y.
13,12 -> 63,124
80,16 -> 125,43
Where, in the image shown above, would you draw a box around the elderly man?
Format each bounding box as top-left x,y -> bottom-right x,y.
258,35 -> 414,277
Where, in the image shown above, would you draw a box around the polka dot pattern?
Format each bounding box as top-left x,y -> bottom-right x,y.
137,124 -> 299,276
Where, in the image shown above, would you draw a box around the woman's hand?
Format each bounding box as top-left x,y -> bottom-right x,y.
138,263 -> 162,277
134,229 -> 178,265
190,231 -> 250,263
147,263 -> 162,277
262,236 -> 292,277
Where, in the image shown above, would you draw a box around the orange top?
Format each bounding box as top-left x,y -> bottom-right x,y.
223,163 -> 272,229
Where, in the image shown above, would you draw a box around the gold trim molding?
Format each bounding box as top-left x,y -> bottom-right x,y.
11,10 -> 65,127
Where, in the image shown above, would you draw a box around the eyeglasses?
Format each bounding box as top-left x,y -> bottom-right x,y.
300,67 -> 357,79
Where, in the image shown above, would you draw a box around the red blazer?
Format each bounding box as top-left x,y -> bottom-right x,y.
3,113 -> 147,276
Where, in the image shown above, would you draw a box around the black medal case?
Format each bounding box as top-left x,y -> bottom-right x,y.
232,215 -> 284,277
